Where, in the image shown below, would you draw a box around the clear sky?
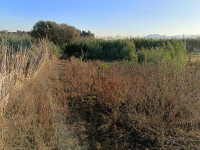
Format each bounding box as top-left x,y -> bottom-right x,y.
1,0 -> 200,37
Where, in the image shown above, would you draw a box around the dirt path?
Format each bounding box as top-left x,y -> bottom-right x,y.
37,58 -> 84,149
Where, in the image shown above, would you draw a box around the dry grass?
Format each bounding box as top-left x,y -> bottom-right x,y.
0,57 -> 87,149
61,57 -> 200,149
0,39 -> 49,112
0,42 -> 200,149
0,39 -> 54,149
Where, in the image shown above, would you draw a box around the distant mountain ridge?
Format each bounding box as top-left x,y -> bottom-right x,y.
145,34 -> 200,39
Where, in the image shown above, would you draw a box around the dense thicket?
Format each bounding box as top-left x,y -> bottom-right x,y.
65,39 -> 137,60
64,38 -> 187,68
133,38 -> 200,52
62,58 -> 200,149
137,40 -> 187,67
133,38 -> 177,50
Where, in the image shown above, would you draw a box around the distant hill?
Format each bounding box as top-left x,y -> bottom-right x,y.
145,34 -> 200,39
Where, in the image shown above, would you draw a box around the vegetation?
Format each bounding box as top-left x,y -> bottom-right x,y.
65,39 -> 137,60
0,33 -> 31,50
30,20 -> 94,46
64,38 -> 187,69
61,57 -> 200,149
1,20 -> 200,149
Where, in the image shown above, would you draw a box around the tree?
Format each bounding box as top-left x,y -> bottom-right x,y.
31,21 -> 58,39
31,20 -> 80,45
49,24 -> 80,45
80,30 -> 95,38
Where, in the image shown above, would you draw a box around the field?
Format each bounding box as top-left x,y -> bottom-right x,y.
0,33 -> 200,149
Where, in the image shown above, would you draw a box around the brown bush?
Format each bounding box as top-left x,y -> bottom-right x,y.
1,55 -> 200,149
0,57 -> 87,150
62,58 -> 200,149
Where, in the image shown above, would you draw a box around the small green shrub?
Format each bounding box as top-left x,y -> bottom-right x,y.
137,51 -> 146,63
135,40 -> 187,69
85,40 -> 103,59
48,41 -> 62,57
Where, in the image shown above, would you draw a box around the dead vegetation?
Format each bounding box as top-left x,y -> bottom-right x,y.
0,40 -> 200,149
61,57 -> 200,149
0,39 -> 54,149
0,57 -> 86,149
0,39 -> 49,111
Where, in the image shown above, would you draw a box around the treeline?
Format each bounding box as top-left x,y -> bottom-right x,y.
0,30 -> 30,36
0,20 -> 95,51
2,20 -> 200,64
28,20 -> 190,65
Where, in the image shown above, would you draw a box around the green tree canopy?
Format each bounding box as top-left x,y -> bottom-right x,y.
80,30 -> 95,38
31,21 -> 58,39
49,24 -> 81,45
31,20 -> 81,45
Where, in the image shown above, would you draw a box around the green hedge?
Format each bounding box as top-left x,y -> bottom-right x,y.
65,39 -> 137,60
136,40 -> 187,68
65,38 -> 186,66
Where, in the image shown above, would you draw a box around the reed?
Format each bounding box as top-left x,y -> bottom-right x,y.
0,39 -> 49,149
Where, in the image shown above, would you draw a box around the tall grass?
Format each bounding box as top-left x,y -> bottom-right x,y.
0,57 -> 86,149
0,39 -> 52,149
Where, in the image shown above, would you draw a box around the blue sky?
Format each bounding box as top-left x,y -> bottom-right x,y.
1,0 -> 200,36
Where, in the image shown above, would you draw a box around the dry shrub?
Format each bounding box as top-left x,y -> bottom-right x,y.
62,57 -> 200,149
0,58 -> 58,149
0,57 -> 86,150
0,53 -> 199,149
1,71 -> 57,149
0,39 -> 53,149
